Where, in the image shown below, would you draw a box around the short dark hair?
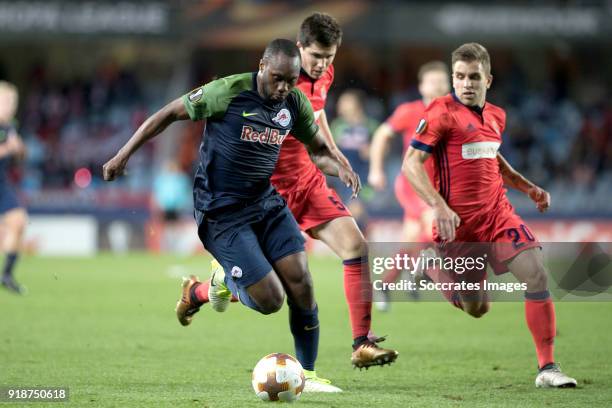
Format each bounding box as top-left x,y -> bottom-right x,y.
451,42 -> 491,75
263,38 -> 301,61
418,61 -> 449,83
298,12 -> 342,47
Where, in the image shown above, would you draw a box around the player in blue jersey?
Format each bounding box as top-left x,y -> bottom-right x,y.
103,39 -> 359,390
0,81 -> 28,294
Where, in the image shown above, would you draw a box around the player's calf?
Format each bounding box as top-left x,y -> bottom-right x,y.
272,251 -> 315,309
274,252 -> 321,372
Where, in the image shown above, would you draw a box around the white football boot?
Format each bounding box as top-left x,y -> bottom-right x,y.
303,370 -> 343,393
208,259 -> 232,312
535,364 -> 577,388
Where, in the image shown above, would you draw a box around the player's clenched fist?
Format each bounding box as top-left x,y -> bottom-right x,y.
102,154 -> 129,181
528,185 -> 551,213
432,200 -> 461,242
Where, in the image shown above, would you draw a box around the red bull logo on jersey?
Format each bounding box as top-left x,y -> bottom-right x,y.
240,126 -> 289,145
461,141 -> 500,159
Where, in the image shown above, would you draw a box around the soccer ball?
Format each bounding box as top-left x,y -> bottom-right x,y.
252,353 -> 305,402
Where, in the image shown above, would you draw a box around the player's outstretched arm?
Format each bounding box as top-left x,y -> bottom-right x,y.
497,153 -> 550,212
403,146 -> 460,241
368,123 -> 395,191
103,98 -> 189,181
307,131 -> 361,198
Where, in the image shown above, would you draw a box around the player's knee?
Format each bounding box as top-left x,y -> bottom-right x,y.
526,267 -> 548,292
258,291 -> 285,315
465,302 -> 488,318
478,301 -> 490,317
342,236 -> 368,260
467,309 -> 485,318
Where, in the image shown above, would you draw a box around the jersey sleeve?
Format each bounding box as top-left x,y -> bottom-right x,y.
181,78 -> 234,121
410,99 -> 450,153
290,88 -> 319,144
386,103 -> 412,133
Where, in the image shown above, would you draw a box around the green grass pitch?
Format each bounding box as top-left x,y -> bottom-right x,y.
1,254 -> 611,407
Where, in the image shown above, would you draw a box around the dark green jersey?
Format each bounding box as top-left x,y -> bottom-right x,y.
182,72 -> 318,212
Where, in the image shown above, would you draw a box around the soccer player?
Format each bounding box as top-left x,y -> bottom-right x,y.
177,13 -> 399,379
0,81 -> 28,295
368,62 -> 450,310
402,42 -> 577,388
103,39 -> 359,392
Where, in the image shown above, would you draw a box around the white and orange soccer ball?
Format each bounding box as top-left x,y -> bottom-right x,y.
252,353 -> 305,402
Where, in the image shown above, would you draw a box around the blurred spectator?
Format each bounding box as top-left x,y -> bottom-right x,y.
328,50 -> 611,217
8,48 -> 611,217
151,160 -> 192,252
17,62 -> 152,192
152,160 -> 191,221
330,89 -> 378,228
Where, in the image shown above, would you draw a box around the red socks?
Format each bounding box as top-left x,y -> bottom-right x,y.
525,291 -> 556,368
194,280 -> 210,303
193,279 -> 238,304
343,257 -> 372,339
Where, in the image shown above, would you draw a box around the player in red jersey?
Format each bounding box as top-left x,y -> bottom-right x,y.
274,13 -> 397,371
176,13 -> 397,384
402,43 -> 576,388
368,62 -> 450,310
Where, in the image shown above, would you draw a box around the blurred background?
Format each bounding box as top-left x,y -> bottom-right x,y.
0,0 -> 610,256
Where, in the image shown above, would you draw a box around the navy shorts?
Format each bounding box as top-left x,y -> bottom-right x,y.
196,191 -> 305,292
0,185 -> 20,214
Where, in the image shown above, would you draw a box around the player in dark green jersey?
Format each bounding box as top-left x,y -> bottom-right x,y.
104,39 -> 359,389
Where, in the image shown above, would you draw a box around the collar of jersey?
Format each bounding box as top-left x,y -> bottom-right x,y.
451,91 -> 485,116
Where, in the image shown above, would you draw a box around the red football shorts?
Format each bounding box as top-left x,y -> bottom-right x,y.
434,196 -> 541,280
275,171 -> 351,236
